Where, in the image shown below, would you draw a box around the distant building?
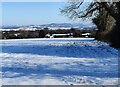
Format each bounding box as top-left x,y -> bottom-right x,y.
45,33 -> 73,38
81,33 -> 92,38
14,33 -> 20,37
45,34 -> 51,38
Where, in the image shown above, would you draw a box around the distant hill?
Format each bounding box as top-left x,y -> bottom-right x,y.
1,23 -> 97,30
2,26 -> 20,29
40,23 -> 97,30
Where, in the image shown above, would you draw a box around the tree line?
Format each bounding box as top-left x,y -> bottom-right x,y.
0,28 -> 96,39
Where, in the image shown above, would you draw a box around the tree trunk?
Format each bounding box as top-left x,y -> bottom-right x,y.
109,2 -> 120,48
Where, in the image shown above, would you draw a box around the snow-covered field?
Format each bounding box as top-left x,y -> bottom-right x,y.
0,38 -> 119,85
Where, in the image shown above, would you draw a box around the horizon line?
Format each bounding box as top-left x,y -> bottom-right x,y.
1,22 -> 95,26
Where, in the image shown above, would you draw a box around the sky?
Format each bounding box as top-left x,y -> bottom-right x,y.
2,2 -> 91,26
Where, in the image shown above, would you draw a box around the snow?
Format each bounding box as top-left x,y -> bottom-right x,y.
0,38 -> 95,41
0,28 -> 37,31
0,38 -> 119,85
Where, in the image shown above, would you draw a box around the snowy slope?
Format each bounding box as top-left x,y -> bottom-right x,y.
0,38 -> 119,85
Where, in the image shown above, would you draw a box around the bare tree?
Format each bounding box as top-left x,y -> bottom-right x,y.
60,0 -> 120,48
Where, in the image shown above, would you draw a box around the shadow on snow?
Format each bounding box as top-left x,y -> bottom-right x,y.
2,45 -> 118,58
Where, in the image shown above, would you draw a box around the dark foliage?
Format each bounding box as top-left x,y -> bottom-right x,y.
1,28 -> 97,39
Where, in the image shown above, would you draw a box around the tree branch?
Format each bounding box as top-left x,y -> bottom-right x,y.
101,2 -> 117,19
79,7 -> 99,18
